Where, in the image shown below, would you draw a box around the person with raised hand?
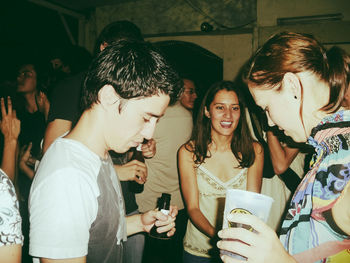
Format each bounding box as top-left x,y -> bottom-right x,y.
0,96 -> 23,262
0,96 -> 20,182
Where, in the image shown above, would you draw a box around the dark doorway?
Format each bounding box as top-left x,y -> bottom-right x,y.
154,40 -> 223,119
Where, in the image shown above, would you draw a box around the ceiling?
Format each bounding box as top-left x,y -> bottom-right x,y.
48,0 -> 137,11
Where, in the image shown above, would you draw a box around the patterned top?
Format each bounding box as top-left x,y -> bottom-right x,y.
183,165 -> 247,258
0,169 -> 23,246
280,110 -> 350,263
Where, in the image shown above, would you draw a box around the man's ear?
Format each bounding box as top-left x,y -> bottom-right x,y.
204,106 -> 210,118
98,85 -> 120,110
282,72 -> 302,101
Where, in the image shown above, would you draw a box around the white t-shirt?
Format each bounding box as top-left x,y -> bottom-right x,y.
29,138 -> 126,262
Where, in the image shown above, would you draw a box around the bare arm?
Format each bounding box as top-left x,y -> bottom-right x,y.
0,244 -> 22,263
42,119 -> 72,154
1,140 -> 18,182
266,131 -> 300,175
246,142 -> 264,193
40,256 -> 86,263
178,144 -> 215,238
0,97 -> 20,182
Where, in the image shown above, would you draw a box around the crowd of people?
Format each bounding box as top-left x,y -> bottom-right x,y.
0,20 -> 349,263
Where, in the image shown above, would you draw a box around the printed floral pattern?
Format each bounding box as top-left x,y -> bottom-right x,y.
280,111 -> 350,263
0,169 -> 23,246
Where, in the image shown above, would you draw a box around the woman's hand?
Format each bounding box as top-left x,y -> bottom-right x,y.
217,213 -> 296,263
19,143 -> 35,179
141,205 -> 178,237
1,96 -> 21,181
0,97 -> 20,142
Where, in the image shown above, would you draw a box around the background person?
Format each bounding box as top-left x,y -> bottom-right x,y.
179,78 -> 197,111
136,78 -> 195,263
0,96 -> 23,263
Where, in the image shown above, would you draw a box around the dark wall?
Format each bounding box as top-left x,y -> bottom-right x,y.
0,0 -> 77,82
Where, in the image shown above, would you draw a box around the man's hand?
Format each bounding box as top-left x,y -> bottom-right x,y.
141,205 -> 178,237
114,160 -> 147,183
141,138 -> 156,159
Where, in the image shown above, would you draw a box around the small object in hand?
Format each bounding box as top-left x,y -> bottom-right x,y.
149,193 -> 172,240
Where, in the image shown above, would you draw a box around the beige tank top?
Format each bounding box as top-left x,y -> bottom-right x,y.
183,165 -> 247,258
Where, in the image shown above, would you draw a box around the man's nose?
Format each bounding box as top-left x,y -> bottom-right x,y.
141,122 -> 156,140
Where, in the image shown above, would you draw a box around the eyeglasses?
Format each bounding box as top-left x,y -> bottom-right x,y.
183,89 -> 196,95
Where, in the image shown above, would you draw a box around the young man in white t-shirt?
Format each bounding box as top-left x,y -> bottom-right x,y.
29,39 -> 181,263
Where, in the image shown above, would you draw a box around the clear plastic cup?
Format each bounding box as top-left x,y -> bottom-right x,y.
220,189 -> 274,260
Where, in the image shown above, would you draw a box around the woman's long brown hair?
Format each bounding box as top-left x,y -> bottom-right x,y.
186,81 -> 256,168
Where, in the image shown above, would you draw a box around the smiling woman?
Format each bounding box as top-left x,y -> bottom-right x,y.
178,80 -> 263,262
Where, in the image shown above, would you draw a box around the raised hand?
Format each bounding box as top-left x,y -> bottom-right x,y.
0,97 -> 20,142
0,97 -> 21,181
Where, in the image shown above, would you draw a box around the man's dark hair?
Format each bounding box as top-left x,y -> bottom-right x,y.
93,20 -> 144,56
82,39 -> 183,111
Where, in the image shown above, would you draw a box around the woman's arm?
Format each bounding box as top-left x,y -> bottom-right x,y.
246,142 -> 264,193
266,131 -> 299,175
178,144 -> 216,238
0,244 -> 22,263
0,97 -> 20,182
42,119 -> 72,154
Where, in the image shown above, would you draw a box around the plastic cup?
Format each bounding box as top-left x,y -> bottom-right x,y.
220,189 -> 274,260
